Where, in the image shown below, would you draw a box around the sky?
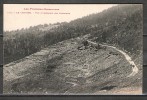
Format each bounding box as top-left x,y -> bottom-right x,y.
4,4 -> 116,31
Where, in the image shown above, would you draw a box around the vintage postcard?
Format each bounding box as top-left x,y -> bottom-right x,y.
3,4 -> 143,95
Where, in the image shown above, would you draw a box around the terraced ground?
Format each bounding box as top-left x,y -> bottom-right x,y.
3,36 -> 142,95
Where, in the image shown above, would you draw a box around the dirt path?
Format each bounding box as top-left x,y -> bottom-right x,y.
63,40 -> 139,94
87,40 -> 138,77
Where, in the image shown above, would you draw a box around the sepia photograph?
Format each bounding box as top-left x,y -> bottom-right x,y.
3,4 -> 143,95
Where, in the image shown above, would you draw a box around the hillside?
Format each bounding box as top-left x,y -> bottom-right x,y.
3,36 -> 142,94
3,4 -> 143,94
4,4 -> 142,65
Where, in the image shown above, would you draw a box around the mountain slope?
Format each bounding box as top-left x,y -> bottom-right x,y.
3,4 -> 143,94
4,4 -> 142,65
3,36 -> 141,94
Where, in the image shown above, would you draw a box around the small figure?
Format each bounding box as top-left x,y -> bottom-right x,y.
82,40 -> 89,49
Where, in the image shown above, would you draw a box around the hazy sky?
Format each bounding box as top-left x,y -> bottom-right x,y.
4,4 -> 116,31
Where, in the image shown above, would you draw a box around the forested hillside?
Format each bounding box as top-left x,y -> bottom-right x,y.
3,4 -> 143,94
4,4 -> 142,64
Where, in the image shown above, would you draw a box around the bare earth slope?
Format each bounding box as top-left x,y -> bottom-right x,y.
3,36 -> 142,94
